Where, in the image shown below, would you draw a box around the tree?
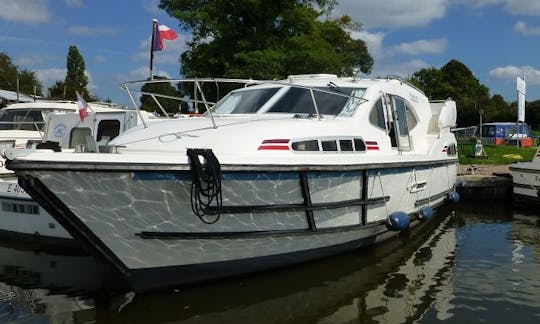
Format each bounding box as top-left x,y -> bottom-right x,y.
0,52 -> 43,96
64,45 -> 90,101
410,59 -> 494,126
159,0 -> 373,79
140,76 -> 183,115
48,80 -> 66,99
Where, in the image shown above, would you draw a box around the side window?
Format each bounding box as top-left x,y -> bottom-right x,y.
405,101 -> 417,130
97,120 -> 121,142
70,127 -> 92,148
394,97 -> 409,136
369,98 -> 386,129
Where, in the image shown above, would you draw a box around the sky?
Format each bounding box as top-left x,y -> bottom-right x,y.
2,0 -> 540,108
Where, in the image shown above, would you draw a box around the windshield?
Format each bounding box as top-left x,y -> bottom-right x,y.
267,87 -> 366,116
212,87 -> 280,114
0,109 -> 46,131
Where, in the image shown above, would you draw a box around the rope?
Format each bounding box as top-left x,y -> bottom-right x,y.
187,148 -> 222,224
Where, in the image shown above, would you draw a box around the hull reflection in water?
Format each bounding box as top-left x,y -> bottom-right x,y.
0,242 -> 121,323
99,207 -> 456,323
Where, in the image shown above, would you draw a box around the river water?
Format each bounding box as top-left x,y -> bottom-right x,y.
0,201 -> 539,323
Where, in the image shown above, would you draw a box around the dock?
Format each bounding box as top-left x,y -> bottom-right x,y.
456,164 -> 513,200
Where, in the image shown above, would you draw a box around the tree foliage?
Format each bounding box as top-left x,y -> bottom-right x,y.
0,52 -> 43,96
410,59 -> 506,127
159,0 -> 373,79
140,76 -> 183,114
63,45 -> 90,101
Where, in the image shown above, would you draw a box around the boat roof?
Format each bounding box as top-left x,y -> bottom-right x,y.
2,100 -> 130,112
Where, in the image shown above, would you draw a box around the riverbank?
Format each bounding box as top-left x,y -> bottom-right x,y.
456,164 -> 513,200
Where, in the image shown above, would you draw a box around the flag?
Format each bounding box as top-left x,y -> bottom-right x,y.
152,21 -> 177,51
517,76 -> 526,122
76,91 -> 88,122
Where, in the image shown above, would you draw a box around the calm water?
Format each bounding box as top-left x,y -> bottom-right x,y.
1,201 -> 539,323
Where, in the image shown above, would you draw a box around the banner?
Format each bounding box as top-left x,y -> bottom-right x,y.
517,76 -> 526,122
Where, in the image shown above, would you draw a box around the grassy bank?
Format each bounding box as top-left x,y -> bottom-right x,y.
458,143 -> 537,165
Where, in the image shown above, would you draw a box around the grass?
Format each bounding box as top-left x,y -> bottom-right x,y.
458,142 -> 537,165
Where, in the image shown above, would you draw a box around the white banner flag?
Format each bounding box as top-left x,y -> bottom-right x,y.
517,76 -> 526,122
517,76 -> 526,94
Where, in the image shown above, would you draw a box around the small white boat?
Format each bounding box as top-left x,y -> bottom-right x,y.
0,101 -> 149,247
4,75 -> 459,291
509,147 -> 540,204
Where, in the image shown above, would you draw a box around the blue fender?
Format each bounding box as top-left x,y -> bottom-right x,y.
418,206 -> 434,221
448,191 -> 460,203
386,211 -> 410,231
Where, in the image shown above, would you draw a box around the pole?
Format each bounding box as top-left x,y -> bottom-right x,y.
149,19 -> 157,80
16,71 -> 19,103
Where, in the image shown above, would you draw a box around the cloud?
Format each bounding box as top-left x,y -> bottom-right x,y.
350,30 -> 386,59
335,0 -> 448,28
67,26 -> 119,36
489,65 -> 540,85
36,68 -> 97,95
372,59 -> 430,79
0,0 -> 50,24
142,0 -> 162,15
132,34 -> 186,67
513,21 -> 540,36
93,55 -> 107,63
392,38 -> 448,55
504,0 -> 540,15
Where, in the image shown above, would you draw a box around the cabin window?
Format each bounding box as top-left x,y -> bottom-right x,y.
268,87 -> 359,116
0,110 -> 45,131
2,201 -> 39,215
369,98 -> 386,129
213,88 -> 280,114
354,139 -> 366,151
97,120 -> 121,142
292,140 -> 319,151
70,127 -> 92,148
321,140 -> 338,151
339,140 -> 354,151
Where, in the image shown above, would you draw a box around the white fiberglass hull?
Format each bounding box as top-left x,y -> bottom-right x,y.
510,162 -> 540,204
0,178 -> 73,246
14,158 -> 457,291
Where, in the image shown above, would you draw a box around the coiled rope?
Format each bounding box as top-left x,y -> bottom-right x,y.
187,148 -> 222,224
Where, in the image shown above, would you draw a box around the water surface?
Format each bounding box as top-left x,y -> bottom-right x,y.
0,201 -> 539,323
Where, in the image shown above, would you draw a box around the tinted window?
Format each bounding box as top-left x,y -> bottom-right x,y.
97,120 -> 121,141
213,88 -> 280,114
369,99 -> 386,129
268,87 -> 355,116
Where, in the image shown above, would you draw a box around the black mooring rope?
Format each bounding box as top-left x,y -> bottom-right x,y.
187,148 -> 222,224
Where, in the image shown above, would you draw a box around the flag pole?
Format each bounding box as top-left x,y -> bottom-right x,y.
149,19 -> 158,80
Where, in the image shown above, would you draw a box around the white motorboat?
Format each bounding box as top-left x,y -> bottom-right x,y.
4,75 -> 459,291
509,147 -> 540,204
0,100 -> 149,247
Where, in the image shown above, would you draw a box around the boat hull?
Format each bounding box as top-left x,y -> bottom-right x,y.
510,164 -> 540,205
0,178 -> 75,248
16,160 -> 457,291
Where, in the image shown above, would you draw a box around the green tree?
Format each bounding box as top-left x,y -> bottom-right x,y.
410,59 -> 492,126
159,0 -> 373,79
64,45 -> 90,101
48,80 -> 66,99
140,76 -> 183,115
0,52 -> 43,96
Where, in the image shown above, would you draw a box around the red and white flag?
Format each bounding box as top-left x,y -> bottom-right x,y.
152,21 -> 178,51
76,91 -> 88,122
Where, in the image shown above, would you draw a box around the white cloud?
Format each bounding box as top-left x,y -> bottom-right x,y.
132,34 -> 186,67
350,30 -> 386,59
93,55 -> 107,63
36,68 -> 66,91
489,65 -> 540,85
372,59 -> 430,79
513,21 -> 540,36
0,0 -> 50,24
68,26 -> 119,36
504,0 -> 540,15
392,38 -> 448,55
335,0 -> 448,28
